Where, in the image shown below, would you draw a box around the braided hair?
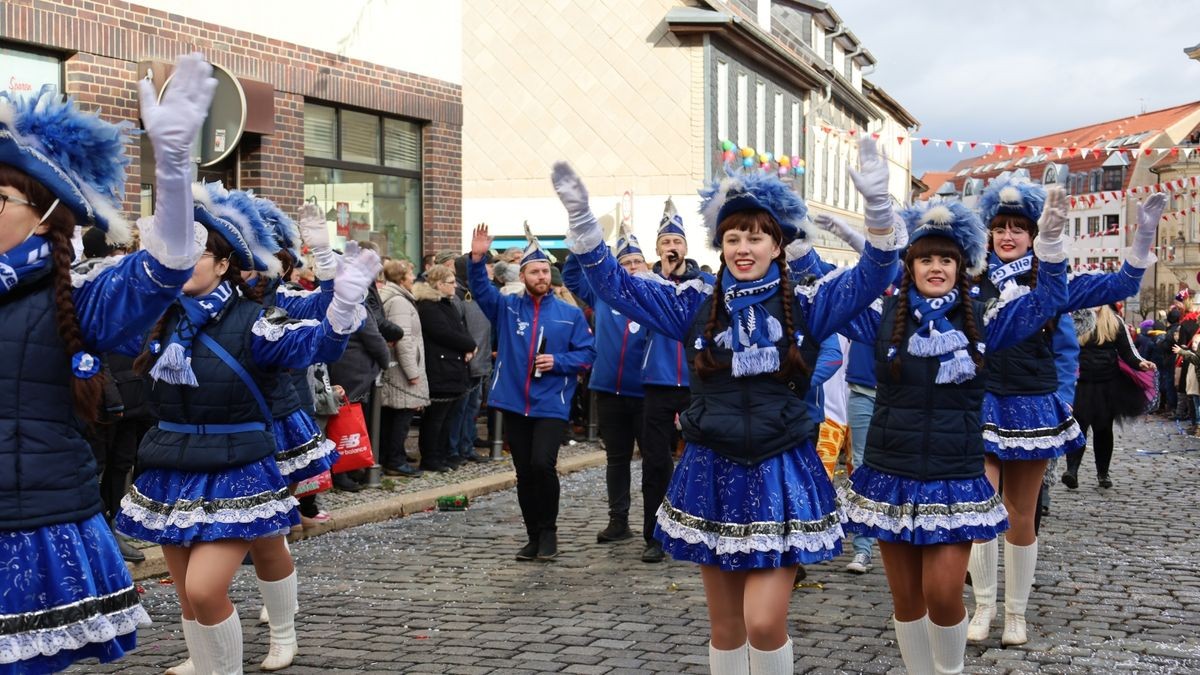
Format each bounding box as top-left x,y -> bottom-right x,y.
694,210 -> 809,381
986,213 -> 1057,333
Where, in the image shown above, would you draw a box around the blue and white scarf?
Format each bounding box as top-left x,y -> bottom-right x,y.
0,235 -> 52,295
149,281 -> 235,386
715,264 -> 784,377
987,251 -> 1033,293
908,287 -> 976,384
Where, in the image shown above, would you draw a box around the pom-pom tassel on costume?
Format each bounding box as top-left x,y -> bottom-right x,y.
909,323 -> 968,357
149,342 -> 198,386
731,345 -> 780,378
936,349 -> 977,385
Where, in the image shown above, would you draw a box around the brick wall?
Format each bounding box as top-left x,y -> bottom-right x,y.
1,0 -> 462,255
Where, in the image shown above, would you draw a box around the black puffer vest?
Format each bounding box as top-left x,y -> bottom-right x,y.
973,277 -> 1057,395
260,283 -> 302,418
865,295 -> 988,480
0,271 -> 105,530
139,296 -> 280,471
680,293 -> 821,465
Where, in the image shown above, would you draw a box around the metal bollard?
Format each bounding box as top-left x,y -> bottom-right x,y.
366,382 -> 383,488
490,408 -> 504,460
586,390 -> 598,441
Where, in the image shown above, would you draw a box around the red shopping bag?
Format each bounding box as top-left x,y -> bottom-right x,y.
328,402 -> 375,473
293,470 -> 332,498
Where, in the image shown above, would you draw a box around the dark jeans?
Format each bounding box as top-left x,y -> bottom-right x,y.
380,406 -> 418,469
89,418 -> 150,519
1159,366 -> 1177,411
1067,414 -> 1115,479
640,385 -> 689,543
595,392 -> 645,523
418,399 -> 456,468
503,411 -> 567,541
450,378 -> 483,458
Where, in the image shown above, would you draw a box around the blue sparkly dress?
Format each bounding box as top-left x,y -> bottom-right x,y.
573,237 -> 898,570
840,258 -> 1068,545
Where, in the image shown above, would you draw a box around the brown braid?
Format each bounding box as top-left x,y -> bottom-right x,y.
45,223 -> 106,424
887,272 -> 911,381
693,261 -> 726,378
957,273 -> 984,369
775,259 -> 810,380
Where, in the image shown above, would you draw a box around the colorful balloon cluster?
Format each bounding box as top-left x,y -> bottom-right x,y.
719,139 -> 806,176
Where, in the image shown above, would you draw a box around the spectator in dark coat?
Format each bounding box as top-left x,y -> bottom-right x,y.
413,266 -> 477,471
452,253 -> 494,462
356,241 -> 405,342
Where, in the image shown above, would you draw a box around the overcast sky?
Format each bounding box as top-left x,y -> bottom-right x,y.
831,0 -> 1200,176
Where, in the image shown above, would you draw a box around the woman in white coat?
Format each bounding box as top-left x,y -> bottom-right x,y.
379,258 -> 428,476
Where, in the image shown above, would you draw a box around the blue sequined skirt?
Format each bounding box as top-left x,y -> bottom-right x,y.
839,465 -> 1009,546
115,456 -> 299,546
0,512 -> 150,674
653,442 -> 844,571
273,409 -> 338,483
982,392 -> 1083,461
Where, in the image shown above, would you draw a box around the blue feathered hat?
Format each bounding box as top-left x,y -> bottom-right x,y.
520,220 -> 555,269
900,199 -> 988,277
192,182 -> 282,276
699,168 -> 808,248
253,195 -> 302,268
978,170 -> 1046,230
657,197 -> 686,241
0,85 -> 132,242
613,222 -> 643,262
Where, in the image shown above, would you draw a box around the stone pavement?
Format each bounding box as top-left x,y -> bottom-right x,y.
71,416 -> 1200,673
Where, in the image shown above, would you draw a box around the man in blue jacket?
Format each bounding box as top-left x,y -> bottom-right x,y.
637,198 -> 715,563
468,223 -> 595,562
562,225 -> 649,549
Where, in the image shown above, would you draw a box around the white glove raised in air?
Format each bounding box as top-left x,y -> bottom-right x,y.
1032,187 -> 1069,263
298,202 -> 337,280
1128,192 -> 1166,269
847,137 -> 892,231
326,240 -> 381,334
551,162 -> 604,254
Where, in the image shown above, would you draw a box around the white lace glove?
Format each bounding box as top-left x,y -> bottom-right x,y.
847,137 -> 893,231
813,213 -> 865,253
1128,193 -> 1166,269
326,240 -> 381,334
298,202 -> 337,280
1033,187 -> 1069,263
551,162 -> 604,254
138,53 -> 218,263
785,236 -> 812,262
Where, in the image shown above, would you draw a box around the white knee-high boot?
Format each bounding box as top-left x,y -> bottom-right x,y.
966,539 -> 998,642
164,618 -> 197,675
1003,539 -> 1037,646
257,571 -> 298,671
748,639 -> 793,675
194,608 -> 244,675
893,615 -> 934,674
928,616 -> 968,675
708,641 -> 749,675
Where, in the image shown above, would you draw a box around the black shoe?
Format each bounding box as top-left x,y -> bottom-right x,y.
406,454 -> 419,463
794,565 -> 807,584
446,456 -> 467,469
515,540 -> 538,561
1098,475 -> 1113,488
1061,472 -> 1078,489
383,464 -> 423,477
466,452 -> 490,463
473,438 -> 491,448
117,535 -> 145,563
536,531 -> 559,561
333,474 -> 362,492
596,518 -> 634,543
640,541 -> 665,563
419,462 -> 451,473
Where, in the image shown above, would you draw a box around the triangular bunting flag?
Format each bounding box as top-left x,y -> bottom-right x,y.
1017,145 -> 1028,154
920,138 -> 930,146
1067,147 -> 1078,156
957,142 -> 965,152
1081,148 -> 1092,159
970,142 -> 978,149
1070,197 -> 1077,208
1006,145 -> 1015,156
1144,147 -> 1153,156
1171,147 -> 1180,156
871,132 -> 880,140
944,139 -> 953,149
1158,148 -> 1170,157
1184,148 -> 1194,159
1056,148 -> 1065,159
848,129 -> 857,136
897,136 -> 906,145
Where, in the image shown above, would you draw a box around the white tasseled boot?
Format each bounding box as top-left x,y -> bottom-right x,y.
893,614 -> 934,674
748,639 -> 793,675
194,608 -> 244,675
966,539 -> 998,642
928,616 -> 968,675
257,572 -> 298,671
164,618 -> 197,675
1002,540 -> 1037,646
708,641 -> 750,675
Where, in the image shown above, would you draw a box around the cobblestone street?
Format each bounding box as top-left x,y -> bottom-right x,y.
74,417 -> 1200,673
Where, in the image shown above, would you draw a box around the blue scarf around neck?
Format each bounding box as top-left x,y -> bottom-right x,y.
149,281 -> 236,386
987,251 -> 1033,292
715,263 -> 784,377
907,286 -> 976,384
0,235 -> 52,295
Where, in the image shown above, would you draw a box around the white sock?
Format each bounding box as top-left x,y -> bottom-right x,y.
968,539 -> 998,608
748,639 -> 792,675
195,608 -> 243,675
257,571 -> 298,647
1004,539 -> 1038,619
893,614 -> 933,674
928,616 -> 968,675
708,641 -> 749,675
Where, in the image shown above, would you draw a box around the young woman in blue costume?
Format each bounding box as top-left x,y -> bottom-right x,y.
964,173 -> 1165,646
552,138 -> 903,675
838,194 -> 1070,674
0,53 -> 215,674
114,181 -> 379,675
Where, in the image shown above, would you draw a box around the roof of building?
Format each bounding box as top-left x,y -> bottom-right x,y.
915,171 -> 955,200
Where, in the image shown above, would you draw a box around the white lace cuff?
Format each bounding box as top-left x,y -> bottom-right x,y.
1033,235 -> 1068,264
565,212 -> 604,254
785,237 -> 812,262
138,216 -> 208,270
1124,247 -> 1158,269
864,211 -> 908,252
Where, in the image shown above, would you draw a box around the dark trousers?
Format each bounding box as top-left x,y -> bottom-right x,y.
503,411 -> 567,541
1067,415 -> 1115,479
418,399 -> 456,469
89,418 -> 149,519
595,392 -> 645,522
380,406 -> 418,469
640,385 -> 689,543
